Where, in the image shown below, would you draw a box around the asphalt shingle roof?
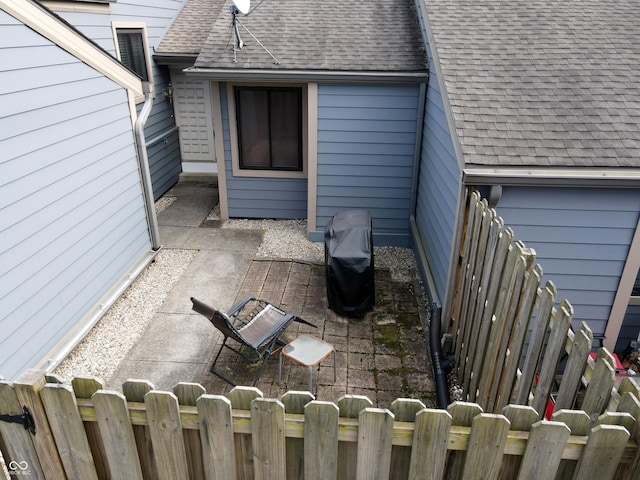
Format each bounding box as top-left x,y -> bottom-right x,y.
424,0 -> 640,168
157,0 -> 427,72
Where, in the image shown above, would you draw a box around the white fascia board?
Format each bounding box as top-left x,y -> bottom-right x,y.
1,0 -> 143,97
463,166 -> 640,188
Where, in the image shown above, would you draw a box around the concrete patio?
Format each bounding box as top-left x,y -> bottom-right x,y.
107,181 -> 436,409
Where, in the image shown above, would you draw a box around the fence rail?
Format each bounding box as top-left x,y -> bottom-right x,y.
2,370 -> 640,479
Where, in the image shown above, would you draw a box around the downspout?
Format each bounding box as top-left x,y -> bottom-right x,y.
134,82 -> 161,250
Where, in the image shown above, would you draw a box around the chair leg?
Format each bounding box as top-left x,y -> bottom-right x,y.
209,337 -> 237,386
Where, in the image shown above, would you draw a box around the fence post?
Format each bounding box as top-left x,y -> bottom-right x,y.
13,369 -> 66,479
515,420 -> 571,480
122,379 -> 157,479
498,405 -> 538,479
337,395 -> 373,479
389,399 -> 425,479
229,386 -> 262,479
445,402 -> 483,478
572,424 -> 630,480
461,413 -> 510,479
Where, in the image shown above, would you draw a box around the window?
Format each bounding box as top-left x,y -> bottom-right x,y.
115,28 -> 149,81
234,86 -> 302,171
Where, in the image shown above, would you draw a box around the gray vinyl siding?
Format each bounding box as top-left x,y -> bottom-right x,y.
312,84 -> 420,247
220,83 -> 308,219
413,63 -> 462,302
495,187 -> 640,339
53,0 -> 184,199
0,14 -> 151,380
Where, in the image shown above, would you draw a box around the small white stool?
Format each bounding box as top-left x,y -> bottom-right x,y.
278,335 -> 336,391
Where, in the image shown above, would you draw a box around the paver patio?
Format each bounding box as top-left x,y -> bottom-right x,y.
196,258 -> 436,409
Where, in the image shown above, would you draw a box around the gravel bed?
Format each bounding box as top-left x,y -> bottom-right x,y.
223,217 -> 419,283
53,249 -> 196,382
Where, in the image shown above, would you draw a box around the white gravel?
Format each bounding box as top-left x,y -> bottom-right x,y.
53,200 -> 423,383
223,217 -> 419,283
53,249 -> 196,383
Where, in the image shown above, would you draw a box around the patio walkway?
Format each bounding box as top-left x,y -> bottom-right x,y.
107,180 -> 436,409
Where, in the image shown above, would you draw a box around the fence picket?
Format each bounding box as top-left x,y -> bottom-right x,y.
229,386 -> 262,479
457,197 -> 487,384
495,263 -> 541,410
532,300 -> 573,419
13,370 -> 66,479
551,409 -> 591,478
282,391 -> 314,479
0,381 -> 45,479
581,356 -> 616,422
466,225 -> 513,402
92,389 -> 144,480
513,282 -> 556,405
304,401 -> 339,480
122,379 -> 157,480
145,390 -> 190,480
446,402 -> 483,479
251,398 -> 286,480
408,408 -> 451,480
356,408 -> 394,480
40,384 -> 98,480
389,399 -> 425,479
174,383 -> 206,480
498,405 -> 538,480
554,324 -> 593,411
572,425 -> 630,480
461,413 -> 510,479
197,394 -> 237,480
516,420 -> 571,480
337,395 -> 373,479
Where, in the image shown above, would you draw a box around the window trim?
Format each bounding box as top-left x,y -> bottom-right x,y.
228,82 -> 307,179
112,22 -> 154,103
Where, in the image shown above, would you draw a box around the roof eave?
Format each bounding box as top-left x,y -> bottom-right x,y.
463,166 -> 640,188
183,66 -> 429,84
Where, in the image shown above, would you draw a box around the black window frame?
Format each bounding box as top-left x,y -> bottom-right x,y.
234,86 -> 303,172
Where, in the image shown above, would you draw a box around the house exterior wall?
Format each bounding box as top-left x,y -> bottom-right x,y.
495,186 -> 640,340
413,64 -> 462,302
52,0 -> 184,199
0,12 -> 151,379
311,83 -> 420,247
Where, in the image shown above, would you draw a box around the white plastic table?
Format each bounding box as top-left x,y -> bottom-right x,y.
278,335 -> 336,391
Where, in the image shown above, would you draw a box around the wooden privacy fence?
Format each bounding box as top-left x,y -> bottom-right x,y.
2,371 -> 640,480
448,190 -> 626,418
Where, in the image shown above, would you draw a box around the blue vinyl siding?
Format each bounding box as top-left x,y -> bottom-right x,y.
496,187 -> 640,338
313,84 -> 420,247
53,0 -> 185,199
220,84 -> 308,219
413,60 -> 462,302
0,15 -> 151,379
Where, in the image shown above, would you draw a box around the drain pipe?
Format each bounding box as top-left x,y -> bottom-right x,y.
134,82 -> 161,250
430,304 -> 451,408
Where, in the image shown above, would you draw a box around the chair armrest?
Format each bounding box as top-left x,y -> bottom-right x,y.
294,316 -> 317,328
227,295 -> 256,316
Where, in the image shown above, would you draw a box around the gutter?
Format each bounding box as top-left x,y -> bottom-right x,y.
183,67 -> 429,84
463,167 -> 640,188
134,82 -> 161,250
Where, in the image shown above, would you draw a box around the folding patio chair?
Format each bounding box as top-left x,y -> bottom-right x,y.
191,296 -> 315,386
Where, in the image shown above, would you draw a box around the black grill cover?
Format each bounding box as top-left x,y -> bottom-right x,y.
324,210 -> 374,316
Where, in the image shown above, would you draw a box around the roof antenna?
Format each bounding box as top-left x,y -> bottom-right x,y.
230,0 -> 281,65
